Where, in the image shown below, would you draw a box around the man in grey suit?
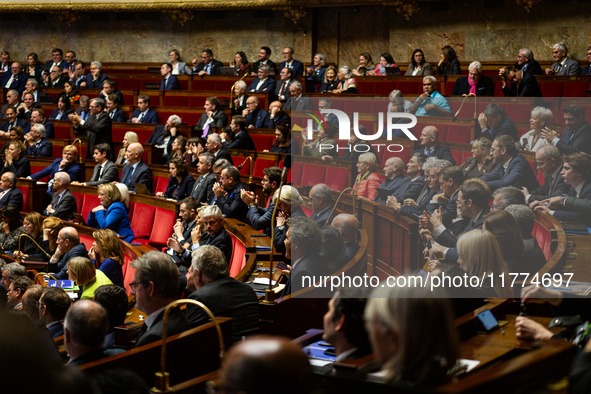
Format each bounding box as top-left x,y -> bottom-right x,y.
191,152 -> 216,204
545,42 -> 581,76
42,172 -> 77,221
194,97 -> 227,135
284,81 -> 312,111
131,251 -> 191,348
73,143 -> 119,187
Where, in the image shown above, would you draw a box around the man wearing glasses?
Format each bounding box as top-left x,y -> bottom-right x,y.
38,287 -> 71,339
522,145 -> 570,204
6,276 -> 32,310
1,62 -> 27,94
43,65 -> 68,88
1,262 -> 26,290
545,42 -> 580,76
70,98 -> 113,159
213,166 -> 249,223
192,49 -> 223,76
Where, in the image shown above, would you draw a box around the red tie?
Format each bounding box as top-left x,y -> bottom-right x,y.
280,82 -> 287,96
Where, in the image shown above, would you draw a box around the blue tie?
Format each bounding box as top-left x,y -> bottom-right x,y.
124,166 -> 134,186
566,131 -> 573,144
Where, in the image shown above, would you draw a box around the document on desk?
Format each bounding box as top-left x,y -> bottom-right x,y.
459,359 -> 480,373
253,277 -> 276,286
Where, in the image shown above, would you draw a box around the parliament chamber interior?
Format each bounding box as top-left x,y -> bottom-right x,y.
2,0 -> 591,393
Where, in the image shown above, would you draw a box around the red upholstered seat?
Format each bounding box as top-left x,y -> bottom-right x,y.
450,151 -> 462,166
540,82 -> 565,97
119,79 -> 141,90
382,146 -> 411,165
289,162 -> 303,185
16,186 -> 28,211
300,164 -> 327,186
52,146 -> 63,158
533,221 -> 552,261
163,95 -> 189,107
229,234 -> 246,277
324,167 -> 349,192
214,80 -> 236,91
146,208 -> 177,249
301,206 -> 313,216
188,96 -> 207,107
494,82 -> 504,96
253,158 -> 276,178
123,260 -> 135,295
72,193 -> 84,214
31,166 -> 50,182
79,234 -> 94,251
396,81 -> 420,95
251,135 -> 274,151
356,81 -> 374,94
81,194 -> 101,222
370,101 -> 389,114
130,203 -> 156,241
232,156 -> 251,176
563,81 -> 588,97
460,151 -> 472,165
154,177 -> 168,195
343,100 -> 371,114
505,103 -> 532,122
445,81 -> 456,95
53,125 -> 70,140
446,125 -> 471,143
192,79 -> 215,91
372,82 -> 397,95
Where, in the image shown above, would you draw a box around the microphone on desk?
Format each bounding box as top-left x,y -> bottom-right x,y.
237,156 -> 252,170
452,93 -> 476,122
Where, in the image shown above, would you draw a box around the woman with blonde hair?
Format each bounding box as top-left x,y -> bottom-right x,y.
87,183 -> 134,242
460,137 -> 496,179
88,228 -> 125,288
353,153 -> 381,200
67,257 -> 113,299
116,131 -> 138,165
273,186 -> 306,257
320,65 -> 339,93
364,280 -> 460,385
40,217 -> 63,258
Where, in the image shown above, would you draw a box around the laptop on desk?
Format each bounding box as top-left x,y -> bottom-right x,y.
133,183 -> 151,196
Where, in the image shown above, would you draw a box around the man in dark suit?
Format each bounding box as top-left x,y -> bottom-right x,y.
69,60 -> 87,89
514,48 -> 543,76
16,92 -> 42,120
105,94 -> 127,123
42,172 -> 77,221
375,157 -> 406,203
250,46 -> 276,76
74,143 -> 119,187
131,95 -> 159,124
279,47 -> 304,77
70,98 -> 113,159
0,89 -> 21,120
266,101 -> 291,129
480,135 -> 540,192
1,62 -> 27,94
43,65 -> 68,88
478,103 -> 518,142
130,251 -> 191,348
63,300 -> 109,367
545,42 -> 581,76
160,63 -> 180,90
581,46 -> 591,76
541,104 -> 591,156
331,213 -> 360,265
50,227 -> 89,279
275,67 -> 294,103
214,166 -> 249,223
165,197 -> 199,269
308,183 -> 336,227
194,97 -> 227,135
387,153 -> 428,205
247,64 -> 276,93
0,107 -> 29,134
506,205 -> 548,275
413,125 -> 456,165
30,108 -> 54,138
121,143 -> 153,193
185,245 -> 259,342
191,152 -> 217,204
206,133 -> 233,164
74,95 -> 91,122
98,79 -> 125,105
243,166 -> 280,236
242,96 -> 270,129
397,158 -> 449,218
523,145 -> 570,203
192,49 -> 223,76
284,81 -> 312,111
80,61 -> 108,89
227,115 -> 256,151
451,61 -> 494,96
500,66 -> 542,97
39,287 -> 70,339
43,48 -> 65,72
424,166 -> 463,228
0,172 -> 23,211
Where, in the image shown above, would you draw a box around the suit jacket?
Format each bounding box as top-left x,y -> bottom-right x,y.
311,204 -> 336,227
502,72 -> 543,97
82,72 -> 108,89
68,349 -> 108,367
74,106 -> 91,121
1,72 -> 27,94
0,156 -> 30,178
121,161 -> 153,193
581,65 -> 591,76
245,108 -> 270,129
451,75 -> 494,96
135,308 -> 191,348
284,95 -> 313,112
375,174 -> 405,203
553,180 -> 591,226
399,185 -> 437,219
282,253 -> 330,296
556,120 -> 591,155
187,277 -> 260,342
426,189 -> 460,228
216,182 -> 249,222
251,60 -> 277,75
551,57 -> 581,76
87,201 -> 135,243
43,189 -> 77,221
213,148 -> 233,164
52,242 -> 89,279
193,59 -> 223,75
43,59 -> 65,72
275,79 -> 294,102
247,77 -> 276,93
131,108 -> 159,124
146,124 -> 169,145
413,144 -> 456,165
0,187 -> 23,211
178,227 -> 234,267
164,174 -> 195,201
265,111 -> 291,129
108,108 -> 127,123
246,202 -> 274,237
195,111 -> 227,130
99,90 -> 125,106
47,321 -> 64,339
41,119 -> 55,139
49,108 -> 74,121
438,209 -> 488,262
87,160 -> 119,186
227,130 -> 256,151
480,154 -> 540,191
480,115 -> 518,142
279,60 -> 304,77
520,236 -> 548,275
168,219 -> 197,266
0,118 -> 29,133
528,165 -> 570,203
516,59 -> 544,76
25,138 -> 52,157
31,158 -> 80,183
392,175 -> 426,203
45,75 -> 69,89
74,112 -> 113,159
460,157 -> 498,179
191,172 -> 216,204
17,101 -> 42,120
160,75 -> 180,90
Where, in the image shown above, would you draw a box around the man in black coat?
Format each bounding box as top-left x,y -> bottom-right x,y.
105,94 -> 127,123
413,125 -> 456,164
214,166 -> 249,223
451,61 -> 494,96
251,47 -> 277,76
243,97 -> 270,129
0,172 -> 23,211
185,245 -> 259,342
50,227 -> 89,279
206,133 -> 233,164
266,101 -> 291,129
227,115 -> 256,151
192,49 -> 223,76
194,97 -> 227,135
191,152 -> 217,204
541,104 -> 591,156
523,145 -> 570,204
42,172 -> 77,221
500,66 -> 543,97
70,98 -> 113,159
514,48 -> 543,76
120,143 -> 153,193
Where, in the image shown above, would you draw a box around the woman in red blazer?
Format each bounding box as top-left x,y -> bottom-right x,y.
353,152 -> 382,200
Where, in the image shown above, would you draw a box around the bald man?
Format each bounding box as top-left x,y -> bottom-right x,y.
120,142 -> 153,193
413,126 -> 456,165
265,101 -> 291,129
309,183 -> 335,226
218,336 -> 310,394
64,300 -> 109,366
331,213 -> 360,263
375,157 -> 405,203
49,227 -> 89,279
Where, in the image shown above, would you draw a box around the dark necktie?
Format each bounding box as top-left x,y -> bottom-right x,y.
416,185 -> 430,204
280,82 -> 287,96
136,322 -> 148,341
124,166 -> 134,186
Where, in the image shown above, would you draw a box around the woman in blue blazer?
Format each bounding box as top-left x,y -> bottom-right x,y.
87,183 -> 135,243
157,157 -> 195,201
88,228 -> 125,288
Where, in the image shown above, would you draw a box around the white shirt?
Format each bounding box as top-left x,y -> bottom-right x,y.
255,77 -> 268,90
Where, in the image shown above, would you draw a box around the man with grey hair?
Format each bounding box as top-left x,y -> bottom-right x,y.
375,157 -> 405,203
545,42 -> 581,76
50,227 -> 89,279
515,48 -> 543,76
478,103 -> 518,142
413,125 -> 456,164
331,213 -> 360,264
492,186 -> 525,211
408,75 -> 451,117
523,145 -> 569,203
206,133 -> 233,164
247,64 -> 276,93
195,97 -> 227,134
2,62 -> 27,93
242,96 -> 270,129
505,204 -> 547,274
70,97 -> 113,159
0,172 -> 23,211
185,245 -> 260,342
22,78 -> 48,105
1,262 -> 26,290
42,172 -> 76,221
146,114 -> 183,157
284,80 -> 312,111
192,49 -> 223,76
82,61 -> 108,89
451,60 -> 494,96
64,300 -> 109,366
191,152 -> 217,203
309,183 -> 335,226
0,89 -> 20,120
130,251 -> 190,348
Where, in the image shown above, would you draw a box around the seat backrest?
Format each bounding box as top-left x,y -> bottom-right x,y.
253,158 -> 276,178
154,177 -> 169,195
251,135 -> 274,151
81,194 -> 101,222
148,208 -> 177,249
79,234 -> 94,251
123,263 -> 135,295
300,164 -> 327,187
229,234 -> 246,278
289,162 -> 303,185
324,167 -> 349,192
72,193 -> 84,214
232,156 -> 251,176
129,203 -> 156,239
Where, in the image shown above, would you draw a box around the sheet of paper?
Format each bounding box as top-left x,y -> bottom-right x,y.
308,359 -> 332,367
459,359 -> 480,372
253,277 -> 276,285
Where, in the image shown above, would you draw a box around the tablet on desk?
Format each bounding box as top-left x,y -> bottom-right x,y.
376,187 -> 392,201
133,183 -> 151,196
385,66 -> 401,76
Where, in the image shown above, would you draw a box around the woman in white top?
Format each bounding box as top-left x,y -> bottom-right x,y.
169,49 -> 192,75
517,106 -> 553,152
